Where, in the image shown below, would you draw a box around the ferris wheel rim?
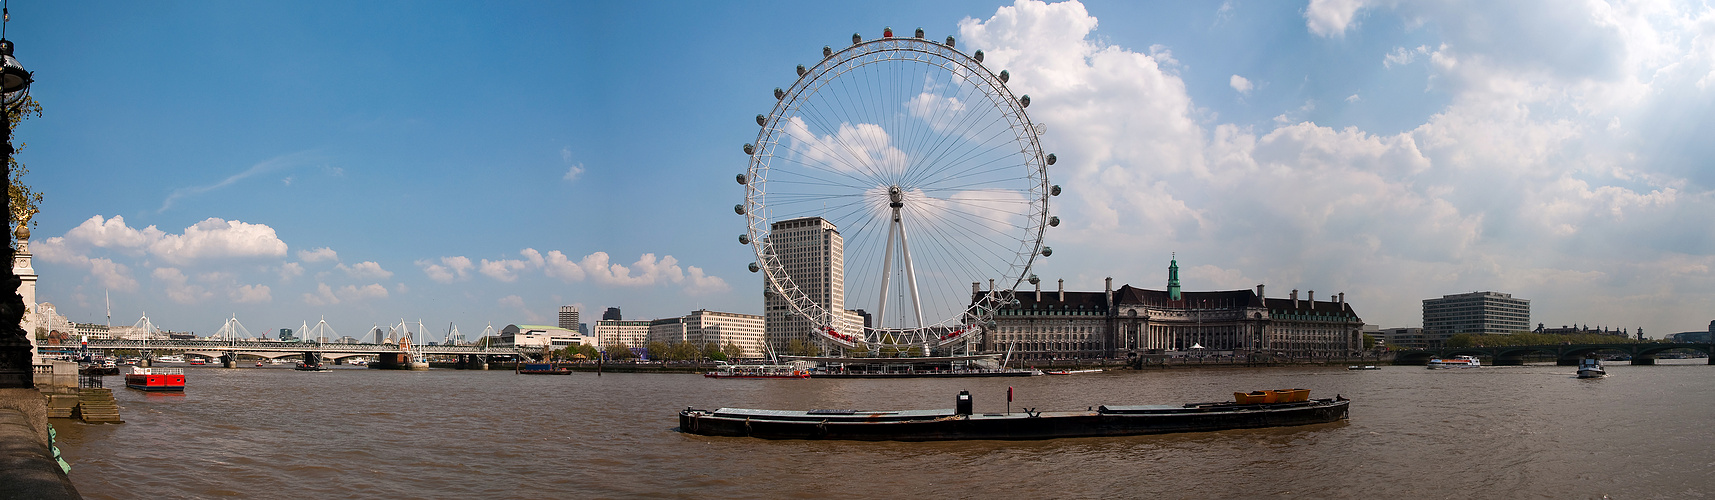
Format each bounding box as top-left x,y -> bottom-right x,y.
743,34 -> 1049,349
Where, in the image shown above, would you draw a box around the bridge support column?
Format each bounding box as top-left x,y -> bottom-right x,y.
1493,355 -> 1524,366
370,352 -> 408,370
1631,355 -> 1656,365
474,355 -> 487,370
220,354 -> 236,369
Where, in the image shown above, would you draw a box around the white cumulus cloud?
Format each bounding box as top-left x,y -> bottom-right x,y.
1229,74 -> 1253,95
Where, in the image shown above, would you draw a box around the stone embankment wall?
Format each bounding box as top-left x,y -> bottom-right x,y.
0,389 -> 81,499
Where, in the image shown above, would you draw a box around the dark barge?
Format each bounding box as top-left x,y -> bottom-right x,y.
679,391 -> 1349,441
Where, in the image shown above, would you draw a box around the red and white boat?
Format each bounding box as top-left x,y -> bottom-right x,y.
124,367 -> 185,391
704,364 -> 810,379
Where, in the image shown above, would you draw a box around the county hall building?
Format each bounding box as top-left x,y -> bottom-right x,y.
980,257 -> 1364,361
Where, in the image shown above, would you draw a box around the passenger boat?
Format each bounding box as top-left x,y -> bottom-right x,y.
1043,369 -> 1103,375
680,390 -> 1349,441
124,367 -> 185,392
1577,358 -> 1607,379
187,358 -> 207,366
1427,355 -> 1481,369
1347,365 -> 1380,370
517,363 -> 572,375
704,364 -> 810,379
155,355 -> 185,363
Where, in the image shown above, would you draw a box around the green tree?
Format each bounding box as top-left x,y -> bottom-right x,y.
721,341 -> 745,360
1361,334 -> 1379,349
700,342 -> 722,360
605,343 -> 634,360
7,94 -> 42,247
645,341 -> 670,360
669,341 -> 699,361
789,337 -> 824,357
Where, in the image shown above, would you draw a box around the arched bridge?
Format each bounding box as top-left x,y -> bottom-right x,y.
1395,343 -> 1714,366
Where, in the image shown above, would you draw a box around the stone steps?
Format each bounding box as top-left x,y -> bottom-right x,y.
44,395 -> 78,419
75,388 -> 123,424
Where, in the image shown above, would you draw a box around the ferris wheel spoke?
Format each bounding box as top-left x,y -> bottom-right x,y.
778,113 -> 891,186
909,210 -> 1020,270
794,99 -> 899,185
764,143 -> 884,191
906,202 -> 1018,265
904,119 -> 1020,188
900,73 -> 1009,166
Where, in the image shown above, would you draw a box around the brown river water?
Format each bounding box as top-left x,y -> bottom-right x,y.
52,360 -> 1715,499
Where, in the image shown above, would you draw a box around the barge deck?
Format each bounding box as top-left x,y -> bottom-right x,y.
680,392 -> 1349,441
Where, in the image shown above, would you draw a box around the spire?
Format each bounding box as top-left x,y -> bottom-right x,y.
1167,253 -> 1182,301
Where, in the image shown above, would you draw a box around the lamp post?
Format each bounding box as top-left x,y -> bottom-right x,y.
0,31 -> 35,388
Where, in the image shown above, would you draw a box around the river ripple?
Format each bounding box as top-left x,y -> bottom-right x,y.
52,360 -> 1715,499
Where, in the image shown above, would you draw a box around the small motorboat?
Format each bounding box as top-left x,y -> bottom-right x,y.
1577,358 -> 1607,378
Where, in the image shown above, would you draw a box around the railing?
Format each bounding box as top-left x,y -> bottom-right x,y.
33,364 -> 52,375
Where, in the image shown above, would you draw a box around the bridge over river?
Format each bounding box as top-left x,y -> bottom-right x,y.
1395,343 -> 1715,366
72,339 -> 541,368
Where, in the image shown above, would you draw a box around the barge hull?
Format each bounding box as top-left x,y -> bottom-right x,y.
680,399 -> 1348,441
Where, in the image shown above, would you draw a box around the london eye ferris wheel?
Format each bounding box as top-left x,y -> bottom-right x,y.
737,27 -> 1061,354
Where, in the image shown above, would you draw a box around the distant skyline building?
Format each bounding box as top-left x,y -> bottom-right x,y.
1378,327 -> 1443,349
1422,291 -> 1531,336
594,319 -> 649,347
497,324 -> 591,350
558,305 -> 580,331
762,217 -> 851,354
602,307 -> 622,321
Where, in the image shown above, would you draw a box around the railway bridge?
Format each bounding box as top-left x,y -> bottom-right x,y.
70,339 -> 540,369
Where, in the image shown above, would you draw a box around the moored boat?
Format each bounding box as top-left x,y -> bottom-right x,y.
124,367 -> 185,392
517,363 -> 573,375
294,361 -> 331,372
1427,355 -> 1481,369
705,364 -> 810,379
680,390 -> 1349,441
1577,358 -> 1607,378
1043,369 -> 1103,375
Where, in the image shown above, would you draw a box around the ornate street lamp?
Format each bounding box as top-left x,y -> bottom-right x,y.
0,13 -> 36,388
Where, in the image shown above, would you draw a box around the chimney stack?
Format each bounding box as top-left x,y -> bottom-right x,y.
1058,279 -> 1065,302
973,282 -> 980,295
1035,279 -> 1042,302
1291,289 -> 1299,309
1256,284 -> 1265,300
1308,290 -> 1314,307
1338,292 -> 1345,308
1104,277 -> 1113,307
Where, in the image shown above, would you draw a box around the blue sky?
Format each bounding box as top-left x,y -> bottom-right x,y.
12,0 -> 1715,339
